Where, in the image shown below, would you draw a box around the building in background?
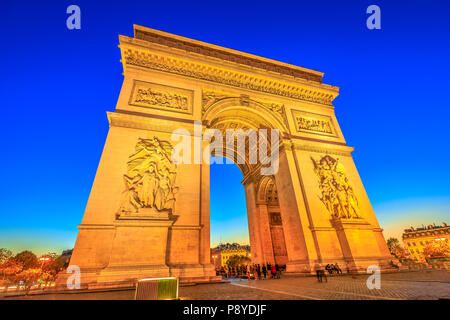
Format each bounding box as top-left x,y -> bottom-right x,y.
210,243 -> 251,268
402,223 -> 449,262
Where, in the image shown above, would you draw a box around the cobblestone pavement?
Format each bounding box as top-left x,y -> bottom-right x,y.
3,270 -> 449,300
222,273 -> 450,300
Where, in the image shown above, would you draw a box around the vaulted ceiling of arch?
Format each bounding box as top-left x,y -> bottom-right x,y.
257,176 -> 279,204
208,117 -> 276,179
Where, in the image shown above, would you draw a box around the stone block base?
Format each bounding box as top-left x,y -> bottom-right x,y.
56,263 -> 220,290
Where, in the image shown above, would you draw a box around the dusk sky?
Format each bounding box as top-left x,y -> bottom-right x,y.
1,1 -> 449,255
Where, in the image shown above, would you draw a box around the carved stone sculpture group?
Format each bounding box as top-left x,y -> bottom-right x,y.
118,137 -> 178,216
297,116 -> 333,134
134,87 -> 189,111
311,155 -> 361,219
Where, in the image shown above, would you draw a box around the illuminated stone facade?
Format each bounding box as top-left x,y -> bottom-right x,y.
402,223 -> 449,262
63,25 -> 393,287
220,249 -> 251,267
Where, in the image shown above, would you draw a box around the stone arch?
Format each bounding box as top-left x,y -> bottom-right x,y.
257,175 -> 279,204
254,175 -> 288,265
202,97 -> 289,133
65,26 -> 395,287
203,97 -> 285,180
202,98 -> 289,265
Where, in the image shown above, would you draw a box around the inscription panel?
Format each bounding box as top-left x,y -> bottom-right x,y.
292,110 -> 338,137
129,80 -> 194,115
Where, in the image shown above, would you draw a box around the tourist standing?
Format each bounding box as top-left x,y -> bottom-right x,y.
271,264 -> 276,279
335,263 -> 342,275
314,263 -> 327,282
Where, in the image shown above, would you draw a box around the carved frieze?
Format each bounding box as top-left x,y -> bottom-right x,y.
292,110 -> 338,137
311,155 -> 361,219
118,137 -> 178,218
123,49 -> 336,106
129,80 -> 193,114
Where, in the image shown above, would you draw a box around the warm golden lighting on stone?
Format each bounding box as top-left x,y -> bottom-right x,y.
61,25 -> 394,287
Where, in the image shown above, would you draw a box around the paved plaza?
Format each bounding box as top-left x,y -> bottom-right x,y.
2,270 -> 449,300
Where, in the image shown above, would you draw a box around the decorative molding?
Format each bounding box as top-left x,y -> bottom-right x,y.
280,140 -> 294,152
170,225 -> 203,230
129,80 -> 193,115
330,218 -> 373,231
291,141 -> 353,157
201,90 -> 231,113
122,48 -> 336,106
107,111 -> 195,134
77,224 -> 115,230
256,99 -> 289,130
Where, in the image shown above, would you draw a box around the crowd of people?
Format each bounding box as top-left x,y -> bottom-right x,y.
216,261 -> 345,283
217,263 -> 283,280
314,262 -> 343,282
325,263 -> 342,274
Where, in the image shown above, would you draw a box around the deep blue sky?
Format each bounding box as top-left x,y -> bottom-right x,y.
1,1 -> 449,254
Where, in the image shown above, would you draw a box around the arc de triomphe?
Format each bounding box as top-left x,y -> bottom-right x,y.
66,25 -> 393,286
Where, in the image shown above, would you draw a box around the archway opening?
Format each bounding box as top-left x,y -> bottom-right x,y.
209,156 -> 251,275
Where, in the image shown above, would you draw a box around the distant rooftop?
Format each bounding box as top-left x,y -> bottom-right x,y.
403,222 -> 448,233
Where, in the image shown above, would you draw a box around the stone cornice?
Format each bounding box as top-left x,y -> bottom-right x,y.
133,25 -> 324,83
280,138 -> 354,157
119,31 -> 339,107
107,111 -> 195,134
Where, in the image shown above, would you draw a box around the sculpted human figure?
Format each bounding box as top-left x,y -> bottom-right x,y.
346,188 -> 360,218
118,137 -> 178,216
311,155 -> 361,219
154,169 -> 169,211
335,183 -> 349,218
137,164 -> 159,207
119,175 -> 142,213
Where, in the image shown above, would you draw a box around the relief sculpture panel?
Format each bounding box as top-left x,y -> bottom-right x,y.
311,155 -> 361,219
292,110 -> 337,137
129,80 -> 193,114
118,137 -> 178,217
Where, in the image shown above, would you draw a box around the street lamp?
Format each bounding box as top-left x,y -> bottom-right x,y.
38,257 -> 51,288
39,257 -> 50,268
